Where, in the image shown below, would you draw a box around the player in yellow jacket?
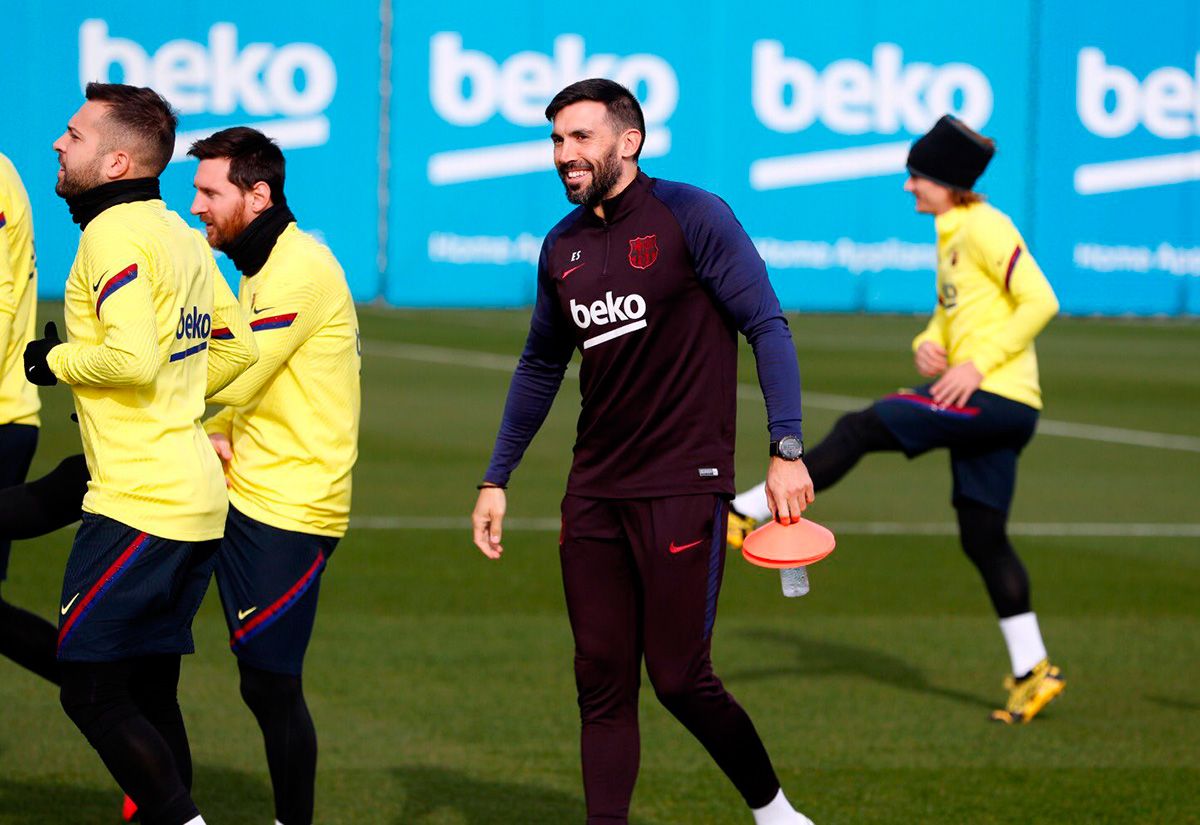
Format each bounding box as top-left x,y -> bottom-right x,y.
0,150 -> 53,683
728,116 -> 1063,724
28,83 -> 255,825
190,127 -> 360,825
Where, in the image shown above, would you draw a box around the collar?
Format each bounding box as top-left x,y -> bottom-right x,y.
221,203 -> 296,277
585,170 -> 652,226
934,203 -> 974,239
65,178 -> 161,231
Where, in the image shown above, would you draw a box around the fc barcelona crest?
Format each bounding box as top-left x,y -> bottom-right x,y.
628,234 -> 658,270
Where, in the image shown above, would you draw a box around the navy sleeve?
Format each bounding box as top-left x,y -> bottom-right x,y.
655,181 -> 803,442
482,239 -> 576,486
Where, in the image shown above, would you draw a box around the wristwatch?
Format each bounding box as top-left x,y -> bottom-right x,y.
770,435 -> 804,460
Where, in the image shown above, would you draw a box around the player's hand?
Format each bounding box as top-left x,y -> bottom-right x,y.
930,361 -> 983,408
24,321 -> 62,386
915,341 -> 948,377
472,485 -> 507,559
765,457 -> 815,525
209,433 -> 233,488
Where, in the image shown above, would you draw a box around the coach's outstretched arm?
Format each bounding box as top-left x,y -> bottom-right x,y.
473,243 -> 575,559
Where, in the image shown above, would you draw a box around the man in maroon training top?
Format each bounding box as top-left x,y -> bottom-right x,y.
472,79 -> 816,825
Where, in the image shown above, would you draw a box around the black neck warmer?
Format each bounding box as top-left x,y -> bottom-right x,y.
222,203 -> 295,276
65,178 -> 161,230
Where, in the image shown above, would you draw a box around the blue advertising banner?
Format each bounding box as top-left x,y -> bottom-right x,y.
1033,0 -> 1200,316
3,3 -> 379,301
5,2 -> 1198,316
387,2 -> 1037,313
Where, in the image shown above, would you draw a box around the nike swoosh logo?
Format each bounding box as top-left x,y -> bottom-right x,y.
92,276 -> 105,292
251,297 -> 274,315
561,263 -> 584,280
669,539 -> 704,554
61,593 -> 80,615
237,606 -> 257,621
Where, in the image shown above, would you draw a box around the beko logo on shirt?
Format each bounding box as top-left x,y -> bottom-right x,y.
79,20 -> 337,164
176,306 -> 212,340
569,291 -> 647,350
748,41 -> 993,191
426,33 -> 678,185
1073,48 -> 1200,195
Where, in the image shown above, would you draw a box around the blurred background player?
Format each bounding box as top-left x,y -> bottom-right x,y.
472,79 -> 815,825
190,126 -> 361,825
28,82 -> 255,825
727,115 -> 1063,725
0,149 -> 54,683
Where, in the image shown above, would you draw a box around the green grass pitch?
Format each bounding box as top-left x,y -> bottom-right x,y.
0,308 -> 1197,823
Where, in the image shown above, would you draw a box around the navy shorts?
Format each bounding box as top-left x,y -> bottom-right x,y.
57,513 -> 219,662
215,505 -> 337,676
0,423 -> 39,581
873,385 -> 1039,513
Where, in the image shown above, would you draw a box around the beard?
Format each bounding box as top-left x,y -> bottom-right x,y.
207,212 -> 252,251
54,155 -> 107,199
558,143 -> 622,208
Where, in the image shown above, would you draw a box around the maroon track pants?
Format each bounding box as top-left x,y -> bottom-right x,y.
559,493 -> 780,824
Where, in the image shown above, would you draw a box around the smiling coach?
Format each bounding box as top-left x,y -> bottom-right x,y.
472,79 -> 816,825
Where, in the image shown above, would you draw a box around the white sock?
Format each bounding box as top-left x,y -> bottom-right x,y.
999,612 -> 1048,677
733,482 -> 772,522
751,788 -> 814,825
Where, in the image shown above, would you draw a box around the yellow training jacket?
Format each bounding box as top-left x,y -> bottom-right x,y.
48,199 -> 257,541
0,152 -> 40,427
205,224 -> 360,537
912,202 -> 1059,410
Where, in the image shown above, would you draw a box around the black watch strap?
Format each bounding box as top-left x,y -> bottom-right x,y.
770,435 -> 804,460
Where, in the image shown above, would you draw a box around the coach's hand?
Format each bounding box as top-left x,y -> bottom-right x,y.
24,321 -> 62,386
915,341 -> 948,377
765,457 -> 814,525
209,433 -> 234,488
472,485 -> 506,559
930,360 -> 983,408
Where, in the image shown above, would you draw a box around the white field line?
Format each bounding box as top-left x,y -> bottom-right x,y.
366,341 -> 1200,454
352,515 -> 1200,538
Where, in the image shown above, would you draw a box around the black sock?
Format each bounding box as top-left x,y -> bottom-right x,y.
239,661 -> 317,825
0,592 -> 60,685
60,660 -> 199,825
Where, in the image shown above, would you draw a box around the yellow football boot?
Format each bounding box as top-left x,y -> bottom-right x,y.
726,509 -> 758,551
990,659 -> 1065,724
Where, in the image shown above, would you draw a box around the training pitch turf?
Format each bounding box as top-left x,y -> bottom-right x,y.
0,308 -> 1197,824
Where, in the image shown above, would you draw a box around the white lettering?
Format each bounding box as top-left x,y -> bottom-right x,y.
78,20 -> 337,118
1077,47 -> 1200,139
569,291 -> 647,329
430,32 -> 678,128
752,41 -> 992,135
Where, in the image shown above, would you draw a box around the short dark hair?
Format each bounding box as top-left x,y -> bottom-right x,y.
85,82 -> 177,176
188,127 -> 287,205
545,78 -> 646,160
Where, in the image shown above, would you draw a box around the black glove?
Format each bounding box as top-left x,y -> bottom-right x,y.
24,321 -> 62,386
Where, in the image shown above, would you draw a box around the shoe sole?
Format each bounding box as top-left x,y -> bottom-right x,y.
989,677 -> 1066,724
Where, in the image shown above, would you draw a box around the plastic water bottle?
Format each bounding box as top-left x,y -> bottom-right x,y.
780,566 -> 810,598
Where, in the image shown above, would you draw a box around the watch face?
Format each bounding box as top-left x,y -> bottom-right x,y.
778,436 -> 803,460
